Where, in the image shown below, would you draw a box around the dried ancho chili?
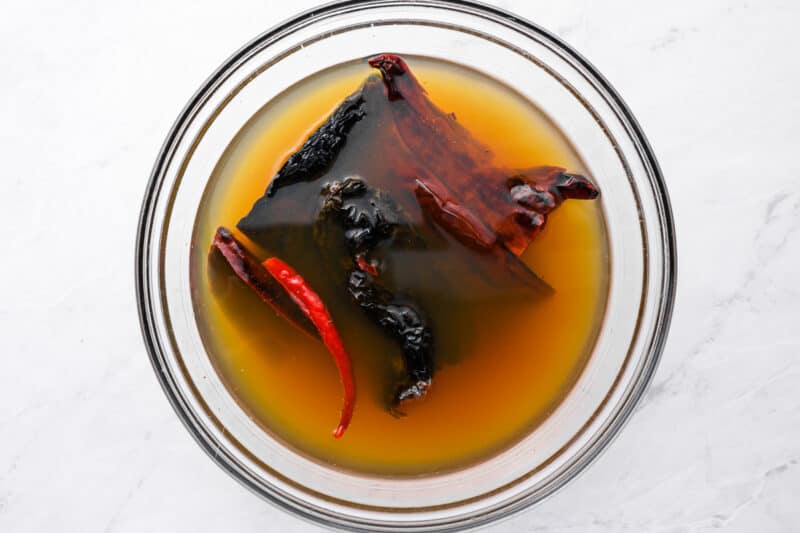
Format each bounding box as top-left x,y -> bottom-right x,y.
213,53 -> 601,432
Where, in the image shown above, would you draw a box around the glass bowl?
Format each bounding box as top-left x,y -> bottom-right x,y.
135,0 -> 676,531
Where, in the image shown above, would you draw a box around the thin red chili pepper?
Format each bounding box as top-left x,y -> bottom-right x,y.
262,257 -> 356,439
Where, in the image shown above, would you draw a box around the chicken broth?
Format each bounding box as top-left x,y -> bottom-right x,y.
191,55 -> 609,475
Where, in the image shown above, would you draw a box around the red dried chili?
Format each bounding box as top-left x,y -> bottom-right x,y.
413,178 -> 495,252
262,257 -> 356,438
210,227 -> 318,338
368,53 -> 599,259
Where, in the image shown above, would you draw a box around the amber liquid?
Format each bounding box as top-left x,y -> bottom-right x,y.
191,56 -> 609,475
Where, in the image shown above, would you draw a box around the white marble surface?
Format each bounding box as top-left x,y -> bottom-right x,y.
1,0 -> 798,531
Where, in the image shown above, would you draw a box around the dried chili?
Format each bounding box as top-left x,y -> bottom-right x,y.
264,92 -> 367,197
347,270 -> 433,405
413,178 -> 495,252
262,257 -> 356,438
316,177 -> 435,405
414,178 -> 552,292
368,53 -> 599,258
209,227 -> 318,338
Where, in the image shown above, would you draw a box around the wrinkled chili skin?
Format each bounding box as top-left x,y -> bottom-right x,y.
368,53 -> 600,259
317,176 -> 398,257
414,178 -> 553,293
347,269 -> 433,405
316,177 -> 435,404
413,178 -> 495,252
264,91 -> 367,197
209,227 -> 318,338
